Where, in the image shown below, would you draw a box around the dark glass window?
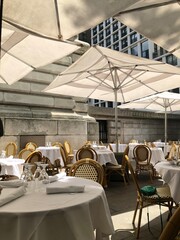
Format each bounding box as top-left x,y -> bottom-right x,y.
166,54 -> 177,66
97,120 -> 108,143
121,26 -> 127,37
113,22 -> 118,31
130,33 -> 137,44
113,43 -> 119,51
105,19 -> 111,26
108,102 -> 113,108
106,27 -> 111,37
113,32 -> 119,42
99,41 -> 104,47
121,38 -> 128,49
99,22 -> 104,31
99,32 -> 104,41
92,27 -> 97,35
141,41 -> 149,58
93,37 -> 97,45
106,37 -> 111,46
131,45 -> 138,56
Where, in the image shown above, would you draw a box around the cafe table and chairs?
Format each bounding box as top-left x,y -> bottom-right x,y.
73,147 -> 118,166
0,176 -> 114,240
36,145 -> 64,167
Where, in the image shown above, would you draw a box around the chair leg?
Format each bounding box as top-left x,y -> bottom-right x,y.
133,201 -> 139,224
136,206 -> 143,239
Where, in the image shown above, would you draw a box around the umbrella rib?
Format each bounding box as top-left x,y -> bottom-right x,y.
54,0 -> 62,39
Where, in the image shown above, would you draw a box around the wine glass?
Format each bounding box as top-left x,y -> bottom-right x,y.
33,162 -> 42,179
38,163 -> 50,183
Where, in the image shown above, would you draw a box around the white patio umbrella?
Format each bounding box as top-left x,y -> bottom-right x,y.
44,46 -> 180,152
2,0 -> 139,41
118,91 -> 180,144
0,22 -> 80,85
115,0 -> 180,58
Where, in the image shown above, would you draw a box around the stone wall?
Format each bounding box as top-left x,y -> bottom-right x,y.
89,106 -> 180,144
0,46 -> 98,153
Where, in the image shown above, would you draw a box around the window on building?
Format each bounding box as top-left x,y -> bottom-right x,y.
113,21 -> 118,31
131,45 -> 138,56
121,38 -> 128,49
166,54 -> 177,66
99,32 -> 104,41
106,37 -> 111,47
130,33 -> 137,44
97,120 -> 108,143
108,102 -> 113,108
121,26 -> 127,37
113,43 -> 119,51
92,27 -> 97,35
105,27 -> 111,37
105,19 -> 111,26
99,22 -> 104,31
113,32 -> 119,42
141,41 -> 149,58
93,37 -> 97,45
172,88 -> 180,93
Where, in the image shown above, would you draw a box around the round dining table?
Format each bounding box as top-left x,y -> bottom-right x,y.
0,158 -> 24,177
0,177 -> 114,240
155,161 -> 180,204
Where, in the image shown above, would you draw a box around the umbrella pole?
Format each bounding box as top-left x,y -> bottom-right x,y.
114,88 -> 118,153
165,106 -> 167,145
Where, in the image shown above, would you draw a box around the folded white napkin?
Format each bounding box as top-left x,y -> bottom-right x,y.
0,186 -> 26,207
0,180 -> 27,188
7,155 -> 13,159
42,172 -> 66,184
46,183 -> 85,194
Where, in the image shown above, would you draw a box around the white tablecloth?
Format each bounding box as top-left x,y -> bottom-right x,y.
109,144 -> 127,153
155,162 -> 180,203
0,158 -> 24,177
0,177 -> 114,240
36,146 -> 64,167
73,149 -> 118,166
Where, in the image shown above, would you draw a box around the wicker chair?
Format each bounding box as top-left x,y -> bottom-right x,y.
59,145 -> 73,175
5,142 -> 17,157
69,158 -> 104,185
125,155 -> 176,239
133,144 -> 154,181
105,145 -> 129,186
63,141 -> 74,164
25,151 -> 42,174
25,142 -> 37,151
18,148 -> 33,159
76,145 -> 98,161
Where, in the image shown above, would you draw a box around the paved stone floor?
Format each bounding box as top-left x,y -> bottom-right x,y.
104,173 -> 173,240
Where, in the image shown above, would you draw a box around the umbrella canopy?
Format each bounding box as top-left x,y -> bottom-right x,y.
2,0 -> 139,40
118,91 -> 180,143
115,0 -> 180,58
44,45 -> 180,151
0,22 -> 80,85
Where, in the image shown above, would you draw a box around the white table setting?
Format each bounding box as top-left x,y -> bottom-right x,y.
0,175 -> 114,240
36,146 -> 64,167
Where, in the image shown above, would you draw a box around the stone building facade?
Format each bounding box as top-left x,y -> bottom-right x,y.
1,45 -> 180,154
